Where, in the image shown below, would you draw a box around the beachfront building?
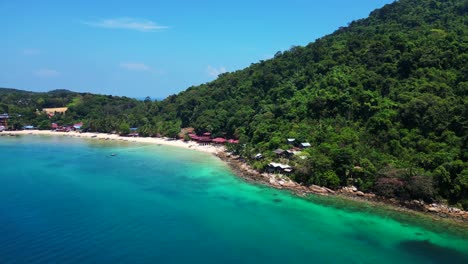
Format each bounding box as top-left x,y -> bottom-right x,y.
127,127 -> 139,137
212,137 -> 227,144
0,113 -> 9,128
188,133 -> 199,141
74,122 -> 83,130
187,132 -> 239,145
198,136 -> 212,145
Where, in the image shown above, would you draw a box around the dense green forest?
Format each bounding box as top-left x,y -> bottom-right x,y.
1,0 -> 467,208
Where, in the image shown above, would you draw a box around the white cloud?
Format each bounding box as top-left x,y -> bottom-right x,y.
33,69 -> 60,78
120,62 -> 151,71
207,65 -> 227,77
22,48 -> 41,55
83,18 -> 168,32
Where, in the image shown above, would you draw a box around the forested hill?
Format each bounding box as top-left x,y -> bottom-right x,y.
1,0 -> 467,208
156,0 -> 467,207
0,88 -> 144,132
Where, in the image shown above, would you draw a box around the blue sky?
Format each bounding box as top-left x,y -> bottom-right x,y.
1,0 -> 394,99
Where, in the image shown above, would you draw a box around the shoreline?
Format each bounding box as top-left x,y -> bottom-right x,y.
215,152 -> 468,224
1,130 -> 224,154
2,130 -> 467,225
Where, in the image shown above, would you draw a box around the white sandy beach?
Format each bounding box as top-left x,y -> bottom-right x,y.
2,130 -> 224,154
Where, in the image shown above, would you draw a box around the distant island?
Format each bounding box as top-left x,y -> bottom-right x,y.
1,0 -> 467,215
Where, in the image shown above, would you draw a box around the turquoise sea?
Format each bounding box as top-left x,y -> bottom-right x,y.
0,135 -> 467,263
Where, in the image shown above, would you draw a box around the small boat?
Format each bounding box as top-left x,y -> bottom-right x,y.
111,153 -> 116,156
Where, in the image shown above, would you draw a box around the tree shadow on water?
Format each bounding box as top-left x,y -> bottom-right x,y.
398,240 -> 468,264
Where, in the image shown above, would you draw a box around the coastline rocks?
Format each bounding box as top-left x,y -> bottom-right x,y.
309,185 -> 331,195
355,191 -> 365,196
427,207 -> 441,213
341,186 -> 358,193
215,152 -> 468,223
269,177 -> 281,187
339,186 -> 375,198
422,203 -> 468,219
279,179 -> 298,188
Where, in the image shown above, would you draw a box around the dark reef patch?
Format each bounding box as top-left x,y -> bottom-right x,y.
398,240 -> 468,264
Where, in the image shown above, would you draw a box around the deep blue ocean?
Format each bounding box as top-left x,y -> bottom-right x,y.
0,135 -> 467,263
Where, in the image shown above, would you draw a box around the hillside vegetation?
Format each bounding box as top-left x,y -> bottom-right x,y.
156,0 -> 468,207
1,0 -> 467,208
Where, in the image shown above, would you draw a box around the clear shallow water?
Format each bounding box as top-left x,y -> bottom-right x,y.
0,136 -> 467,264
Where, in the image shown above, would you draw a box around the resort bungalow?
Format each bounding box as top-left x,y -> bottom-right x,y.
286,150 -> 295,157
266,162 -> 293,174
0,113 -> 9,128
227,139 -> 239,144
55,125 -> 72,132
127,127 -> 139,137
73,122 -> 83,131
287,138 -> 296,145
300,142 -> 311,149
273,149 -> 286,156
255,153 -> 263,160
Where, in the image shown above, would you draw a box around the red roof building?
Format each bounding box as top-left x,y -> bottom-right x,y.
212,138 -> 227,144
188,133 -> 200,140
198,137 -> 212,143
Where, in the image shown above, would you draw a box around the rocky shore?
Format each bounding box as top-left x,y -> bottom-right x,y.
216,152 -> 468,223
